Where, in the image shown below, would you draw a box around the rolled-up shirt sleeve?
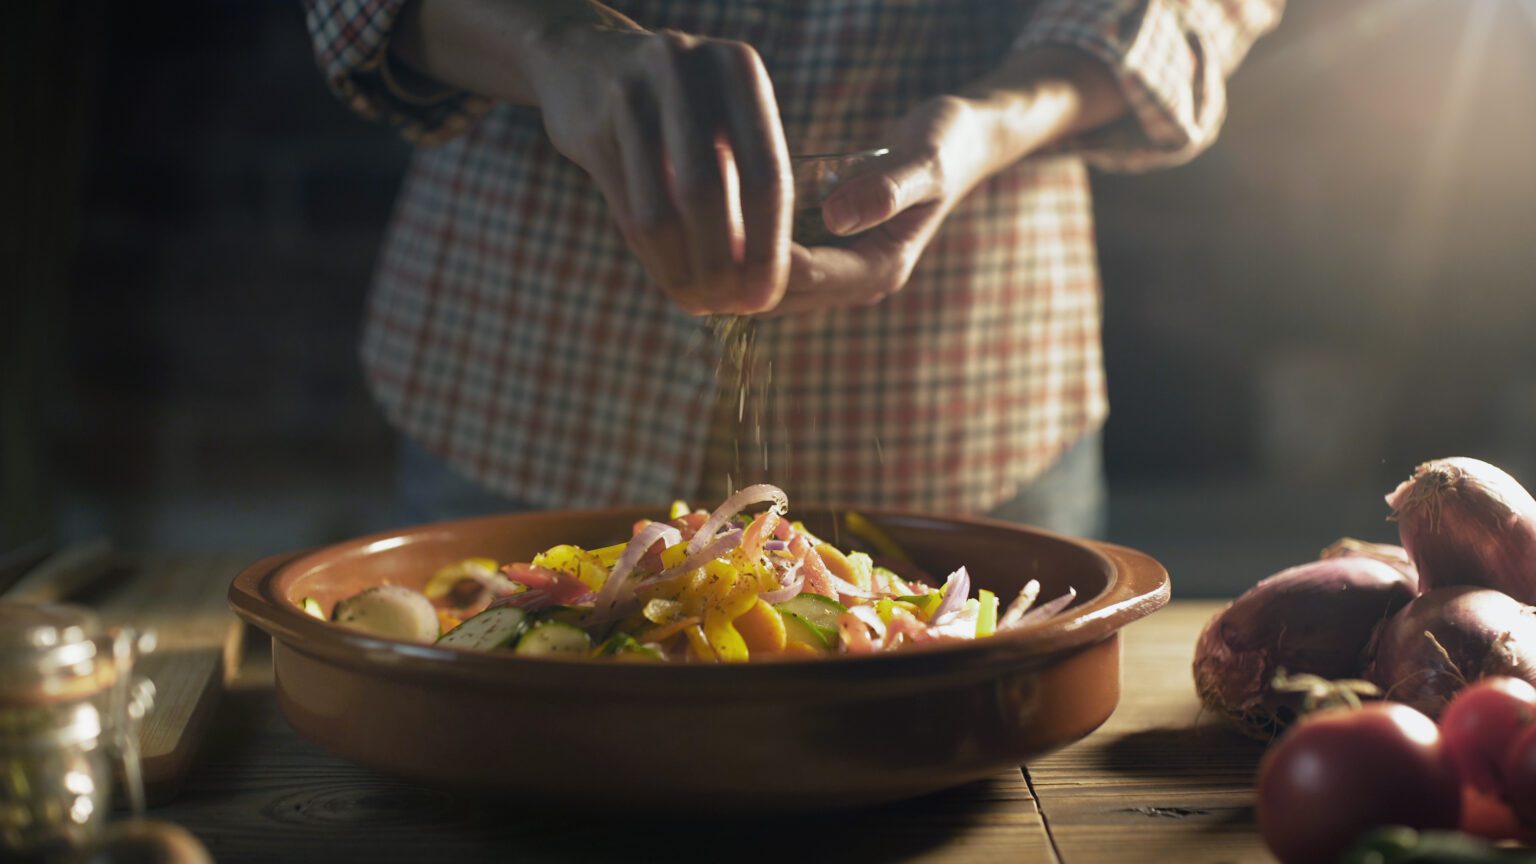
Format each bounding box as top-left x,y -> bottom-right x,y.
304,0 -> 491,144
1017,0 -> 1283,172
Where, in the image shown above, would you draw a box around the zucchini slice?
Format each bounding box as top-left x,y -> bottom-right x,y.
515,619 -> 592,656
775,593 -> 847,631
436,606 -> 528,651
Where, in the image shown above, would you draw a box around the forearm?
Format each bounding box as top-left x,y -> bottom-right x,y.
954,46 -> 1130,177
389,0 -> 644,106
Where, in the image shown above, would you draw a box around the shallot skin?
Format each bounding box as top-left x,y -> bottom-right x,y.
1193,556 -> 1416,739
1387,457 -> 1536,605
1366,586 -> 1536,718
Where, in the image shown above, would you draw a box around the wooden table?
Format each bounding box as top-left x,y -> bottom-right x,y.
154,600 -> 1274,863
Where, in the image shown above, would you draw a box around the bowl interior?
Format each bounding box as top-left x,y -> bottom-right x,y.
276,509 -> 1110,623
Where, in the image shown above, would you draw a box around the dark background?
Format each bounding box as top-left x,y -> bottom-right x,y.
8,0 -> 1536,595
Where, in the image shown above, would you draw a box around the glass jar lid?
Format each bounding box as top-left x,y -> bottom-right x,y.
0,603 -> 118,707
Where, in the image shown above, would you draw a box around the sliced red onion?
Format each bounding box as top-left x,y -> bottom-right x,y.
590,522 -> 754,626
847,604 -> 888,640
828,572 -> 880,601
757,562 -> 806,604
490,587 -> 598,613
997,580 -> 1042,630
883,607 -> 931,649
930,567 -> 971,622
688,484 -> 787,556
491,588 -> 550,611
928,602 -> 981,639
592,522 -> 683,617
792,538 -> 838,599
1001,587 -> 1077,631
635,529 -> 745,591
837,611 -> 879,654
740,510 -> 782,559
764,539 -> 789,552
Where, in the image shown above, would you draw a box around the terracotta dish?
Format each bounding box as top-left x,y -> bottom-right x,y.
229,508 -> 1169,811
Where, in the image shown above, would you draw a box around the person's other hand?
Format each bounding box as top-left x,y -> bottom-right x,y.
765,96 -> 1004,317
532,28 -> 793,316
767,43 -> 1124,317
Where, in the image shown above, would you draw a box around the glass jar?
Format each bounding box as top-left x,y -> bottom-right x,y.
0,602 -> 152,861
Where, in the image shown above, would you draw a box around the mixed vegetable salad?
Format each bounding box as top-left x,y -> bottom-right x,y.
309,485 -> 1075,662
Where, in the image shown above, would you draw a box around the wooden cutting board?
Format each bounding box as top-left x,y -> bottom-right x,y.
5,544 -> 250,805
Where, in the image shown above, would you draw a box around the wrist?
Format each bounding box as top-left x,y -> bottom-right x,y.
959,46 -> 1126,164
522,10 -> 649,108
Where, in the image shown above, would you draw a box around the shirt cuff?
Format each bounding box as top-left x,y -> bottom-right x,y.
306,0 -> 492,145
1016,0 -> 1224,173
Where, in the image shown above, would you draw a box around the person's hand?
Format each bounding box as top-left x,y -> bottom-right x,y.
767,47 -> 1124,317
530,27 -> 793,315
765,96 -> 998,316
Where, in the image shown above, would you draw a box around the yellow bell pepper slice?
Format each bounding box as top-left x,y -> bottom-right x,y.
589,542 -> 627,567
669,499 -> 692,520
660,541 -> 691,569
703,608 -> 750,663
977,589 -> 998,638
815,543 -> 871,592
639,615 -> 699,644
532,545 -> 608,591
684,624 -> 717,661
874,597 -> 920,626
734,597 -> 787,654
844,511 -> 913,563
846,552 -> 875,592
423,557 -> 499,599
779,640 -> 822,658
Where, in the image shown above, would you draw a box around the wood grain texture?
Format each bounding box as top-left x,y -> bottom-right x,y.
151,598 -> 1272,863
1025,601 -> 1273,864
89,554 -> 251,804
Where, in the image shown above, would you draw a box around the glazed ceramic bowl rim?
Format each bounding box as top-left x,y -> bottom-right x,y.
230,507 -> 1168,690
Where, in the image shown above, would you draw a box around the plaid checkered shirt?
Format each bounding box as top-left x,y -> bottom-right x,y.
306,0 -> 1281,513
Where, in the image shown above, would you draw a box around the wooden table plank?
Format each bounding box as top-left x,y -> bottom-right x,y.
1026,601 -> 1273,864
89,554 -> 251,804
149,598 -> 1275,863
155,638 -> 1059,864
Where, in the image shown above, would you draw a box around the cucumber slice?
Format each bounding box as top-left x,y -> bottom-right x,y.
775,593 -> 847,632
436,606 -> 527,651
300,596 -> 325,620
515,620 -> 592,656
780,609 -> 835,651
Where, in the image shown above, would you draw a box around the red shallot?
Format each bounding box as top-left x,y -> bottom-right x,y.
1193,554 -> 1416,739
1387,457 -> 1536,604
1321,537 -> 1419,591
1366,586 -> 1536,718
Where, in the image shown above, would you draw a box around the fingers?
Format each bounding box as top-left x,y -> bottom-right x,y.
822,155 -> 942,238
609,76 -> 696,309
763,202 -> 943,318
592,32 -> 790,315
700,41 -> 792,311
646,35 -> 736,309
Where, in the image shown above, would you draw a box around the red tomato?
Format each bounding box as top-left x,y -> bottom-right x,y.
1441,677 -> 1536,794
1503,721 -> 1536,827
1258,703 -> 1461,864
1460,784 -> 1534,841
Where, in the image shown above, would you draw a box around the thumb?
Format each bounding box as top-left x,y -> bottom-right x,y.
821,156 -> 940,237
